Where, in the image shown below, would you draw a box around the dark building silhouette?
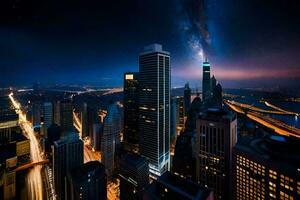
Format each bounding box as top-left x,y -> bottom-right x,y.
211,83 -> 223,109
185,94 -> 202,131
172,130 -> 196,181
233,134 -> 300,200
196,109 -> 237,200
123,72 -> 140,153
139,44 -> 170,178
53,133 -> 83,200
184,83 -> 191,116
68,161 -> 107,200
119,153 -> 149,200
143,171 -> 214,200
59,99 -> 74,134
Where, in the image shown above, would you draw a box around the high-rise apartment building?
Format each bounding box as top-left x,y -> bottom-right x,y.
196,109 -> 237,199
123,72 -> 140,153
233,135 -> 300,200
139,44 -> 170,178
53,133 -> 83,200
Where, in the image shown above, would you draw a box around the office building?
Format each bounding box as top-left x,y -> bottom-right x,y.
143,171 -> 214,200
184,82 -> 191,116
233,135 -> 300,200
68,161 -> 107,200
139,44 -> 170,178
53,133 -> 83,200
202,59 -> 211,103
92,123 -> 103,151
54,101 -> 61,126
42,102 -> 53,136
60,99 -> 74,134
81,103 -> 88,138
119,153 -> 149,200
175,96 -> 185,135
210,75 -> 217,91
0,114 -> 20,143
196,109 -> 237,199
123,72 -> 140,153
32,102 -> 41,126
101,103 -> 122,178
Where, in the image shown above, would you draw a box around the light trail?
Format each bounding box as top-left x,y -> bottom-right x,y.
73,111 -> 82,138
225,100 -> 300,139
227,100 -> 294,115
264,101 -> 299,116
102,88 -> 123,96
9,93 -> 45,200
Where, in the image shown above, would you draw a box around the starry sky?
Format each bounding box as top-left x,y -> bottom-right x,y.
1,0 -> 300,88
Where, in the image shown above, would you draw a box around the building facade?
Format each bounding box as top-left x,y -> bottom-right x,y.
202,59 -> 211,103
233,135 -> 300,200
196,109 -> 237,199
53,133 -> 83,200
139,44 -> 170,178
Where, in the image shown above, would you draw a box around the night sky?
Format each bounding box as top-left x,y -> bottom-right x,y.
1,0 -> 300,88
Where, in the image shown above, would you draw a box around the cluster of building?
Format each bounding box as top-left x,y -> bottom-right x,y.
0,43 -> 299,200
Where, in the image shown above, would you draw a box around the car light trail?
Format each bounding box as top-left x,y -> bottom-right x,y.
9,93 -> 45,200
225,100 -> 300,139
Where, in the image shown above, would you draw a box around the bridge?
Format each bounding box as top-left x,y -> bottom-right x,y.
227,100 -> 298,116
225,100 -> 300,139
15,159 -> 49,172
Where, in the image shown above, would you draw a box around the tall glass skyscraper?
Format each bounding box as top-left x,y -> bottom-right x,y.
139,44 -> 170,178
202,59 -> 211,103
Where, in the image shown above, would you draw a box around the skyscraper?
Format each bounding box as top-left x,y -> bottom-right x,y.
101,102 -> 122,178
233,135 -> 300,200
59,99 -> 74,134
43,102 -> 53,136
81,103 -> 88,138
123,72 -> 139,153
53,133 -> 83,200
202,59 -> 211,103
196,109 -> 237,199
184,82 -> 191,116
119,153 -> 149,200
139,44 -> 170,178
68,161 -> 107,200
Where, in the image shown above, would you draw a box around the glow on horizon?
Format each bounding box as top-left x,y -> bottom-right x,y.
173,65 -> 300,81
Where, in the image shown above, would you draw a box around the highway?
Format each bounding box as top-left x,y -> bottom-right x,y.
227,100 -> 297,115
9,93 -> 46,200
225,100 -> 300,139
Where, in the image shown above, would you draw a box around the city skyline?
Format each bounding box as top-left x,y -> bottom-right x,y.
1,0 -> 300,88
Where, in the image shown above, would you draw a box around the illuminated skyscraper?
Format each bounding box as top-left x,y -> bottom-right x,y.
139,44 -> 170,178
202,59 -> 211,103
123,72 -> 139,153
196,109 -> 237,199
233,135 -> 300,200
